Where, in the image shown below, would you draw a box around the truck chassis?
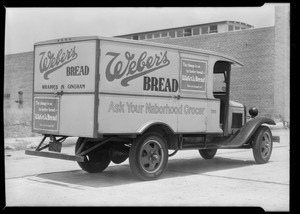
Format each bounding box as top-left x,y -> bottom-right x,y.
26,116 -> 279,180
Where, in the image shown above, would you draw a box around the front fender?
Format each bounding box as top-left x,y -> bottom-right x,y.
221,117 -> 276,148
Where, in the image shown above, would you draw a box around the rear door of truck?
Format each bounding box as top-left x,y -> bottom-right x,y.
32,37 -> 99,138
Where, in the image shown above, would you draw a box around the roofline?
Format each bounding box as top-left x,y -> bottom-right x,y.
114,20 -> 253,38
5,50 -> 34,57
34,36 -> 98,46
33,35 -> 243,67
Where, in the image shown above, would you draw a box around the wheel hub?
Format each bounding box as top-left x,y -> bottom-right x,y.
149,152 -> 159,163
140,140 -> 163,173
261,132 -> 271,158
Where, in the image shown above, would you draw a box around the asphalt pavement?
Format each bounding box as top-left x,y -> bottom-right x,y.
4,129 -> 289,210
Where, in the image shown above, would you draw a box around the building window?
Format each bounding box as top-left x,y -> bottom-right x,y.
192,27 -> 200,35
139,34 -> 145,40
161,31 -> 168,37
154,32 -> 160,38
228,25 -> 234,31
184,28 -> 192,37
132,35 -> 139,40
209,25 -> 218,33
176,29 -> 183,37
146,33 -> 153,39
234,26 -> 240,30
169,30 -> 175,38
201,26 -> 208,34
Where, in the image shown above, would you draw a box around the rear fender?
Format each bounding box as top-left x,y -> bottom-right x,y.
137,120 -> 175,135
221,117 -> 276,148
137,120 -> 178,150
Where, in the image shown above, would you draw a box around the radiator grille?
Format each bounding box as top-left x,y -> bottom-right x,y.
232,113 -> 243,128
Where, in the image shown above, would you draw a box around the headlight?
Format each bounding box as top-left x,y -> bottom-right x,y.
249,107 -> 259,118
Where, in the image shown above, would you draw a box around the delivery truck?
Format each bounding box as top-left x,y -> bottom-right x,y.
25,36 -> 279,180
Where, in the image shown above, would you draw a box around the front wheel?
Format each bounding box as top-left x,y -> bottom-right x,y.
129,132 -> 168,180
252,126 -> 273,164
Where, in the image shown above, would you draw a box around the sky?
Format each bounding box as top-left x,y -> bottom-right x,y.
5,4 -> 277,55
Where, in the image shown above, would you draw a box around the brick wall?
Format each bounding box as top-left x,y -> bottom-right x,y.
4,52 -> 33,107
148,27 -> 276,118
4,52 -> 33,127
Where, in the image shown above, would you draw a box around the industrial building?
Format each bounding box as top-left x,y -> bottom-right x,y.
115,21 -> 253,40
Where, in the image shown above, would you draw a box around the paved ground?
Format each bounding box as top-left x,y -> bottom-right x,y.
4,129 -> 289,210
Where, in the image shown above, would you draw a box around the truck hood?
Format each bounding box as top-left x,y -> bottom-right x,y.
229,100 -> 244,108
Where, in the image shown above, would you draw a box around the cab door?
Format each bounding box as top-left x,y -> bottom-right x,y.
177,53 -> 208,133
33,38 -> 99,138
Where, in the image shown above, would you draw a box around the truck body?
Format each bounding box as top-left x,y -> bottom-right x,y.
26,36 -> 279,180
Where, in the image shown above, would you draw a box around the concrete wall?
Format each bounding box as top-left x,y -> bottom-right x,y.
274,4 -> 290,123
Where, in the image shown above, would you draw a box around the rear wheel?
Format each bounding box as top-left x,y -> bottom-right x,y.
109,142 -> 129,164
252,126 -> 273,164
75,138 -> 111,173
129,132 -> 168,180
199,148 -> 217,159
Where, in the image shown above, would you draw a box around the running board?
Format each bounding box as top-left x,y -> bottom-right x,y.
25,150 -> 85,162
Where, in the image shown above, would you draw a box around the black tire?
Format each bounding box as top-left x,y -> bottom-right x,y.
109,143 -> 129,164
129,132 -> 168,181
252,126 -> 273,164
75,138 -> 111,173
199,148 -> 217,159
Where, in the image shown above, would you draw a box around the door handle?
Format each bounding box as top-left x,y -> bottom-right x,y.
172,94 -> 181,100
54,90 -> 64,97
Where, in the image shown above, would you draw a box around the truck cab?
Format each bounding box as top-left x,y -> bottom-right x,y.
213,61 -> 246,136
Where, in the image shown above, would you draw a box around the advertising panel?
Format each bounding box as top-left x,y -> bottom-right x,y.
34,40 -> 97,93
180,58 -> 207,92
33,97 -> 59,132
99,40 -> 180,96
98,94 -> 178,133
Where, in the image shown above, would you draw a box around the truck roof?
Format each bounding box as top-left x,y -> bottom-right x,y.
34,36 -> 243,67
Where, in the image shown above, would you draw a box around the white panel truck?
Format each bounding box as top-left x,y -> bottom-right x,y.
25,36 -> 280,180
